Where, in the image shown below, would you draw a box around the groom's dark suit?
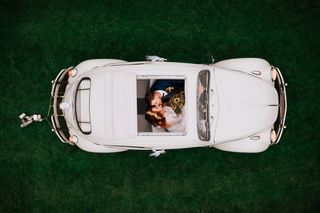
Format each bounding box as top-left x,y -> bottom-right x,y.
150,80 -> 184,103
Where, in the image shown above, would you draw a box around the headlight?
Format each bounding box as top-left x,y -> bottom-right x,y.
271,67 -> 278,81
68,68 -> 78,77
69,135 -> 79,144
271,129 -> 277,144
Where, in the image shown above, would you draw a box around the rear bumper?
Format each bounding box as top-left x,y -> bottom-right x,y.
50,68 -> 73,144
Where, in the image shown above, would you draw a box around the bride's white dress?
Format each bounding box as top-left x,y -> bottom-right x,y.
164,106 -> 185,132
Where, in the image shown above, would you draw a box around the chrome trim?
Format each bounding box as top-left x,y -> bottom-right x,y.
51,115 -> 68,143
250,135 -> 261,140
251,70 -> 262,75
51,68 -> 73,145
51,68 -> 67,96
105,61 -> 147,67
272,66 -> 287,144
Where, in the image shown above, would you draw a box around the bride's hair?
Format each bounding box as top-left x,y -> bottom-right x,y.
145,110 -> 170,129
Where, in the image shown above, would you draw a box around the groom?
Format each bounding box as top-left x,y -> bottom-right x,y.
145,79 -> 184,113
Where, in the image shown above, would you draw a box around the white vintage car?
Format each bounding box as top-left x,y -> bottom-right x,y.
50,57 -> 287,155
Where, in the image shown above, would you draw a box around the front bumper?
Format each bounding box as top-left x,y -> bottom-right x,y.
272,66 -> 287,144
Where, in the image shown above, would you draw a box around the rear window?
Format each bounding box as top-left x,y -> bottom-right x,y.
75,78 -> 92,134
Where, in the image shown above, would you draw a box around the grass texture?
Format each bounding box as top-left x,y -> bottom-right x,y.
0,0 -> 319,212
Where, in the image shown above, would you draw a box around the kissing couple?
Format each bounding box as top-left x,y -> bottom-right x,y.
144,80 -> 185,132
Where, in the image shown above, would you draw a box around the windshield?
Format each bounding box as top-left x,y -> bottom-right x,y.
197,70 -> 210,141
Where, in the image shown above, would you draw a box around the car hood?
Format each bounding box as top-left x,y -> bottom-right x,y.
213,68 -> 278,143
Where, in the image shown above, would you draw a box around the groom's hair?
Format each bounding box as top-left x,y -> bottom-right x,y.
145,91 -> 154,106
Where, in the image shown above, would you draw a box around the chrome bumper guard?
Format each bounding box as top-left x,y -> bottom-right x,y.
50,68 -> 73,145
272,66 -> 287,144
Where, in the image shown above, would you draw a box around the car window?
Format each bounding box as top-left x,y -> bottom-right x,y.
197,70 -> 210,141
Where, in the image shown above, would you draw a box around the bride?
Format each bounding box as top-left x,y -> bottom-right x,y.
145,104 -> 185,132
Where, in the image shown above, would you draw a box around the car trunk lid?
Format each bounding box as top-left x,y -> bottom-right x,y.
89,71 -> 137,140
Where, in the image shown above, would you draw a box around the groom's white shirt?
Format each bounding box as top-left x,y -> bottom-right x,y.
155,90 -> 168,97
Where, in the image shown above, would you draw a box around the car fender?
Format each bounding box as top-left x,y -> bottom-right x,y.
213,128 -> 271,153
214,58 -> 272,82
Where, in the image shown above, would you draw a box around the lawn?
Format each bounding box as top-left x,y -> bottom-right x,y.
0,0 -> 319,212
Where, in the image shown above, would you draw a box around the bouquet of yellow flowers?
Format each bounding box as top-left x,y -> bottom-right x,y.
168,91 -> 185,114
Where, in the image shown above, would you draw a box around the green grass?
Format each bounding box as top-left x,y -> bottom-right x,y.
0,0 -> 319,212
